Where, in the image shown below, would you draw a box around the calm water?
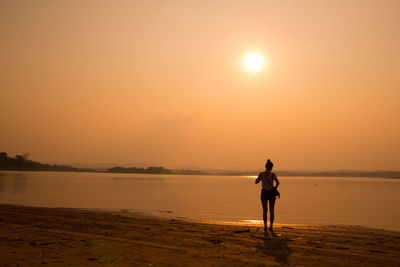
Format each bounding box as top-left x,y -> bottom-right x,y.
1,171 -> 399,231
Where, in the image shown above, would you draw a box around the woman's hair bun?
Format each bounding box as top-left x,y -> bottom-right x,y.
265,159 -> 274,170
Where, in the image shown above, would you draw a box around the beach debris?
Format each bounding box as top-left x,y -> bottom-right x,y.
369,249 -> 385,253
234,229 -> 250,234
209,239 -> 222,245
159,210 -> 173,213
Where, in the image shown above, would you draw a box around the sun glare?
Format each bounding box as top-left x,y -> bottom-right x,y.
244,53 -> 264,72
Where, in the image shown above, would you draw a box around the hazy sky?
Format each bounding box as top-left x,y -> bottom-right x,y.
1,0 -> 399,170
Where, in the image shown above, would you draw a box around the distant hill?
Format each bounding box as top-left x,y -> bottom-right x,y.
216,170 -> 400,178
0,152 -> 93,172
107,166 -> 206,175
276,170 -> 400,179
108,166 -> 173,174
1,152 -> 399,178
0,152 -> 206,175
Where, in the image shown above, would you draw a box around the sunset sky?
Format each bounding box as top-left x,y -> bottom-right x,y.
1,0 -> 399,170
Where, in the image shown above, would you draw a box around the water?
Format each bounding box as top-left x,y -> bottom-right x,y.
1,171 -> 399,231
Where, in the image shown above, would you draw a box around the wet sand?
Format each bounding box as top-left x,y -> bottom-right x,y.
0,205 -> 399,266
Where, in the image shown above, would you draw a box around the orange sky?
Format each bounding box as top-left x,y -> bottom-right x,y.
1,0 -> 399,170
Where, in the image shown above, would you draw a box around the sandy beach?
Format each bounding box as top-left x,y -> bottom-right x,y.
0,205 -> 399,266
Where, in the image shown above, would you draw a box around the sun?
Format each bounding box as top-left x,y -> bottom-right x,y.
243,52 -> 264,72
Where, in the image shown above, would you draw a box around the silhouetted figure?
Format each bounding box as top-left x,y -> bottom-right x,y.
255,159 -> 280,231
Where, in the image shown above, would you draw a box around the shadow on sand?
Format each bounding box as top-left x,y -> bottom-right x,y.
255,230 -> 292,264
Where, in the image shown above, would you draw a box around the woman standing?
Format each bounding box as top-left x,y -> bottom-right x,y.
255,159 -> 280,231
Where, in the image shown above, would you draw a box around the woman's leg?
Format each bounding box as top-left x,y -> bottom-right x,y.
261,200 -> 268,229
269,197 -> 276,230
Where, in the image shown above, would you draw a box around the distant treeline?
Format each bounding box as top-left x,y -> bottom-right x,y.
224,170 -> 400,179
107,166 -> 206,175
276,170 -> 400,179
107,166 -> 172,174
0,152 -> 92,172
0,152 -> 206,175
1,152 -> 399,178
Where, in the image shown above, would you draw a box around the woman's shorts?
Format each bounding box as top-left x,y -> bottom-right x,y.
261,189 -> 276,201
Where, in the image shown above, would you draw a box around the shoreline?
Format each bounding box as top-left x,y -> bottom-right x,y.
2,169 -> 400,179
1,204 -> 399,266
3,203 -> 399,233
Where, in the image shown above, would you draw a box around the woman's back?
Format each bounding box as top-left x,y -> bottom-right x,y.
259,171 -> 276,190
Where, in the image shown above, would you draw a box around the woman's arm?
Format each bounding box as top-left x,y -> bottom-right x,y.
273,174 -> 280,189
255,173 -> 262,184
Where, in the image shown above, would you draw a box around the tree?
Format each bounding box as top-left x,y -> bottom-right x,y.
15,153 -> 29,161
0,152 -> 7,160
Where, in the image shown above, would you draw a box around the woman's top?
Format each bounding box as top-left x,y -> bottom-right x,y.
258,171 -> 277,190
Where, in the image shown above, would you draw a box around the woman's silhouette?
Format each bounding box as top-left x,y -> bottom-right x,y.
255,159 -> 280,231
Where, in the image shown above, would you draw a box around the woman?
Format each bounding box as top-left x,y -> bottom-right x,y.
255,159 -> 280,231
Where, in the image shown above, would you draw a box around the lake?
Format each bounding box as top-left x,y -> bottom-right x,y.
1,171 -> 399,231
